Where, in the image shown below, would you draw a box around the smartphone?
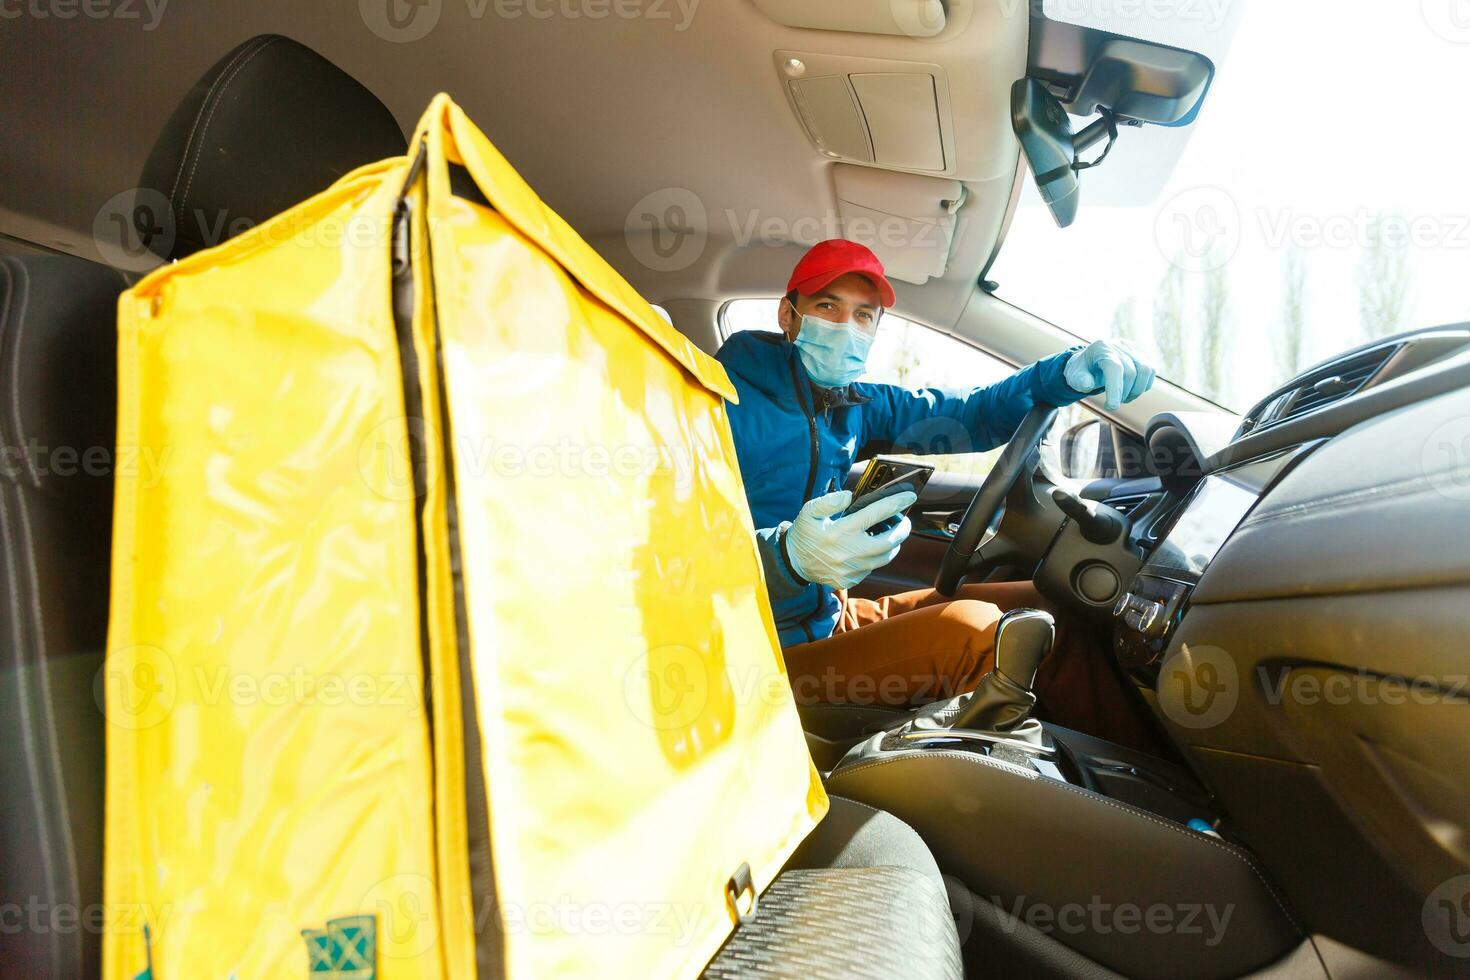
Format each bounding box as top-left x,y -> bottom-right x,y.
843,458 -> 935,534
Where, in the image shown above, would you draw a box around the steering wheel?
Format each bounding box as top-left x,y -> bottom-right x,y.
935,404 -> 1059,596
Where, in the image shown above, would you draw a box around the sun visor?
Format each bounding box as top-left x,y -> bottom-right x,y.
832,164 -> 963,285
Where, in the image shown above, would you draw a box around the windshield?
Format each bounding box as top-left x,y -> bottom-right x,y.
990,2 -> 1470,412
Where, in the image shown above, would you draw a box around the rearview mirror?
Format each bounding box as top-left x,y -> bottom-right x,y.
1011,78 -> 1080,228
1013,20 -> 1215,228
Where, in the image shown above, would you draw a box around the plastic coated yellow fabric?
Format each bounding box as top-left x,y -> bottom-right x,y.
104,161 -> 448,978
102,92 -> 825,979
413,95 -> 827,978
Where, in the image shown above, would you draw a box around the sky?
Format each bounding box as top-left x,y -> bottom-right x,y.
990,0 -> 1470,410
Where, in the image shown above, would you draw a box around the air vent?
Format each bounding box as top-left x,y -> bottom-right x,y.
1104,493 -> 1154,517
1242,343 -> 1400,434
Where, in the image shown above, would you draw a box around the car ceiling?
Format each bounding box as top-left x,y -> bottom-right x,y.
0,0 -> 1026,331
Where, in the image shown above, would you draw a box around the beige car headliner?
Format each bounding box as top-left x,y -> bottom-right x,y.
1,0 -> 1027,331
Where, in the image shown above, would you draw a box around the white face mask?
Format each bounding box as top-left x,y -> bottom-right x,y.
788,304 -> 875,388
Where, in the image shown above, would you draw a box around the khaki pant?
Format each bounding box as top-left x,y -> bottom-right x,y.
783,581 -> 1159,750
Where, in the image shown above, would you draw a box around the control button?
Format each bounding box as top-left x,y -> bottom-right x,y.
1077,563 -> 1121,604
1135,599 -> 1169,638
1162,584 -> 1189,621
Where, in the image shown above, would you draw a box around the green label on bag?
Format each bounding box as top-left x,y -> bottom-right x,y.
302,914 -> 376,978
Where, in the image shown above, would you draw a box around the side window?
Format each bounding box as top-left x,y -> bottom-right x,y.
719,300 -> 1100,481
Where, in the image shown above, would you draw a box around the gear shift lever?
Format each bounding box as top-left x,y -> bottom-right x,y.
866,608 -> 1058,768
948,608 -> 1054,733
905,608 -> 1055,741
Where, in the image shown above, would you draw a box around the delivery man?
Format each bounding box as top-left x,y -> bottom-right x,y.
715,239 -> 1155,721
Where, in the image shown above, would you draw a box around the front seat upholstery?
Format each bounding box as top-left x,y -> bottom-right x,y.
0,255 -> 129,978
705,796 -> 963,977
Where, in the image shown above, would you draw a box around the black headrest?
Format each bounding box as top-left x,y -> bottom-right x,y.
137,34 -> 404,261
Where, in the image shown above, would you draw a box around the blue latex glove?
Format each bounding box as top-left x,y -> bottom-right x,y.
785,489 -> 916,590
1063,339 -> 1156,411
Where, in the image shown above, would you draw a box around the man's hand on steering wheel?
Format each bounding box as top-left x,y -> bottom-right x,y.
935,405 -> 1059,595
935,339 -> 1155,600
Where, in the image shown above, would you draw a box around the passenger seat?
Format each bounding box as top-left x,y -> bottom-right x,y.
706,795 -> 963,977
0,255 -> 129,977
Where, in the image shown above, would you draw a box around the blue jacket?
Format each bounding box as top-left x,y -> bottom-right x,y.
715,330 -> 1083,648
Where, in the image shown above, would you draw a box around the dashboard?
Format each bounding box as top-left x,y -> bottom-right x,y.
1091,324 -> 1470,972
1112,446 -> 1305,674
1104,326 -> 1470,681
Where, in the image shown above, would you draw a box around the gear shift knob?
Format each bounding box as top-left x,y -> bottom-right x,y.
948,608 -> 1055,734
991,608 -> 1055,690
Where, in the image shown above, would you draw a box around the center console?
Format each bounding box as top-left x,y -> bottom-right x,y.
1112,446 -> 1310,681
823,604 -> 1306,979
814,443 -> 1335,976
833,609 -> 1217,823
837,715 -> 1218,827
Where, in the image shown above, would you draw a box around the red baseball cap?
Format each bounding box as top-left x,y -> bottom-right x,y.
786,239 -> 896,308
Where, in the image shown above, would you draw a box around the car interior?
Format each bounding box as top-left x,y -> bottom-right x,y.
3,3 -> 1469,979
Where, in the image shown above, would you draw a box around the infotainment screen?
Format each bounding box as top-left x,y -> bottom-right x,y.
1143,475 -> 1260,578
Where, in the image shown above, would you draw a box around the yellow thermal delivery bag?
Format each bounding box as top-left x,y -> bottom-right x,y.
104,95 -> 827,978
